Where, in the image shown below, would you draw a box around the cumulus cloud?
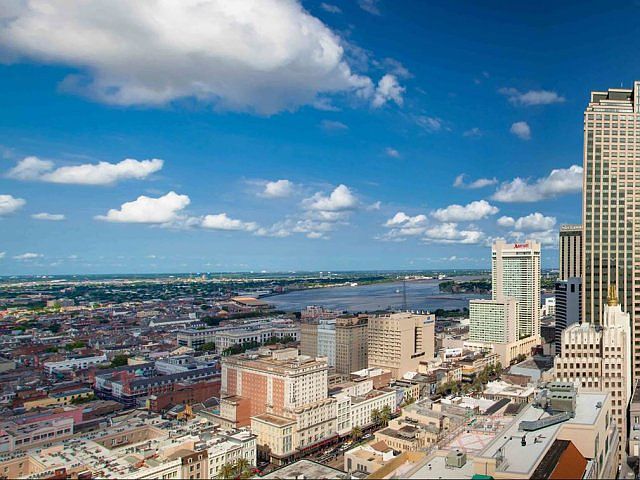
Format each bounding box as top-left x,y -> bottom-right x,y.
372,74 -> 405,108
492,165 -> 583,202
385,147 -> 401,158
497,216 -> 515,227
432,200 -> 499,222
514,212 -> 556,231
379,211 -> 428,240
96,191 -> 190,224
303,184 -> 358,212
0,0 -> 379,115
453,174 -> 497,189
7,156 -> 163,185
32,213 -> 66,221
510,121 -> 531,140
499,88 -> 565,106
14,252 -> 43,260
261,179 -> 295,199
0,194 -> 26,215
510,230 -> 557,247
423,223 -> 484,244
0,252 -> 5,259
201,213 -> 258,232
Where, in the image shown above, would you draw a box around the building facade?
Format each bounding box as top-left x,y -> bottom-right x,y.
469,298 -> 518,344
335,316 -> 368,376
554,286 -> 632,456
299,321 -> 318,358
554,278 -> 582,355
368,312 -> 435,379
559,224 -> 582,281
491,239 -> 541,339
316,319 -> 336,367
582,82 -> 640,378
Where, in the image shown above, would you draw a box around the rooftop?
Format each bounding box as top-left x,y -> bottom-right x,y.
261,459 -> 347,479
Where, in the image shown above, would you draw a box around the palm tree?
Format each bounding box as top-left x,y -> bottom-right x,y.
351,426 -> 363,442
217,462 -> 236,479
380,405 -> 392,427
235,457 -> 251,479
371,408 -> 381,425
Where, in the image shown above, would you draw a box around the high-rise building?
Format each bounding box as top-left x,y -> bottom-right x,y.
554,278 -> 582,355
367,312 -> 435,379
335,316 -> 368,375
559,224 -> 582,281
582,82 -> 640,377
554,285 -> 632,457
299,321 -> 318,358
468,298 -> 518,344
317,319 -> 336,367
491,239 -> 541,339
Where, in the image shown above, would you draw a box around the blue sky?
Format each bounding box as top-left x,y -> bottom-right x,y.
0,0 -> 637,274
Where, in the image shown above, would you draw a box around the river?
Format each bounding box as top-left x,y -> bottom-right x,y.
267,278 -> 490,313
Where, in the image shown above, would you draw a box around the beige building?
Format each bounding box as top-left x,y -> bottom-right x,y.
344,441 -> 396,476
468,298 -> 517,344
559,224 -> 582,280
299,321 -> 318,358
555,286 -> 632,456
492,239 -> 541,339
582,82 -> 640,378
335,316 -> 368,375
368,312 -> 435,379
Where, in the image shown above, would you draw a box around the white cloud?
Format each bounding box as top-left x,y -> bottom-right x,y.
320,120 -> 349,131
385,147 -> 401,158
492,165 -> 583,202
499,88 -> 565,106
96,191 -> 190,224
510,230 -> 557,247
416,116 -> 443,132
0,252 -> 5,259
497,216 -> 515,227
14,252 -> 43,260
514,212 -> 556,231
367,201 -> 382,211
261,179 -> 294,199
32,212 -> 65,221
7,157 -> 163,185
453,174 -> 497,189
432,200 -> 499,222
372,74 -> 404,108
320,3 -> 341,13
423,223 -> 484,244
510,121 -> 531,140
380,211 -> 428,240
0,194 -> 26,215
5,156 -> 53,180
201,213 -> 258,232
0,0 -> 375,114
358,0 -> 381,15
384,212 -> 427,228
303,184 -> 358,212
463,127 -> 482,137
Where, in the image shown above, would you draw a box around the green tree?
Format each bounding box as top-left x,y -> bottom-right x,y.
198,342 -> 216,352
217,463 -> 236,479
110,354 -> 129,368
351,426 -> 363,442
371,408 -> 381,425
380,405 -> 392,427
235,457 -> 251,479
65,340 -> 86,351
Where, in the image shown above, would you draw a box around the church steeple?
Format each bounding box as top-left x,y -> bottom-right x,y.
608,284 -> 618,307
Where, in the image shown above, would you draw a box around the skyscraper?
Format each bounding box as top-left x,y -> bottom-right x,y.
554,278 -> 582,355
335,316 -> 368,375
559,224 -> 582,280
491,239 -> 541,339
468,298 -> 518,344
583,81 -> 640,376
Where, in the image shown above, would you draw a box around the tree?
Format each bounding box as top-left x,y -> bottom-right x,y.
217,463 -> 236,479
65,340 -> 86,351
351,426 -> 363,442
198,342 -> 216,352
235,457 -> 251,479
110,354 -> 129,368
371,408 -> 381,425
381,405 -> 392,426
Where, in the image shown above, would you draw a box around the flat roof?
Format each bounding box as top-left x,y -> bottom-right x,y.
477,392 -> 606,476
409,452 -> 474,479
261,459 -> 347,479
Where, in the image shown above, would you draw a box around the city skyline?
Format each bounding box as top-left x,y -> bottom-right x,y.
1,0 -> 638,274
